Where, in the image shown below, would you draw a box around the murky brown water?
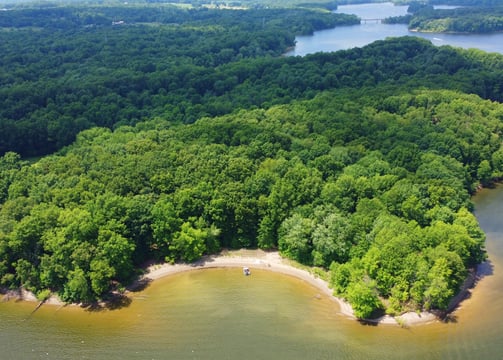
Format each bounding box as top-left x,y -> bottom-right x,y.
1,186 -> 502,359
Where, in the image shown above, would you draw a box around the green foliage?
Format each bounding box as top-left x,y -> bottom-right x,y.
62,267 -> 93,304
0,84 -> 498,307
151,198 -> 181,258
423,246 -> 466,310
278,213 -> 314,264
346,280 -> 382,319
0,9 -> 499,312
312,212 -> 352,266
406,5 -> 503,33
1,12 -> 502,157
0,5 -> 357,157
168,221 -> 208,263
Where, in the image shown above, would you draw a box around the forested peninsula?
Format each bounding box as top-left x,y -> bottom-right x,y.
386,1 -> 503,34
1,1 -> 503,320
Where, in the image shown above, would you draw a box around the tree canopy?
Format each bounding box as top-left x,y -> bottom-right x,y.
385,2 -> 503,33
0,84 -> 500,315
0,4 -> 501,318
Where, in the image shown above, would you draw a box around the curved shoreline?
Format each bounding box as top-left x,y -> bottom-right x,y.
2,249 -> 442,326
133,249 -> 438,326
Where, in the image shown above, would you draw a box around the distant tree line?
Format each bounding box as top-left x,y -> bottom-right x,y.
1,23 -> 502,157
0,5 -> 358,157
385,2 -> 503,33
428,0 -> 502,6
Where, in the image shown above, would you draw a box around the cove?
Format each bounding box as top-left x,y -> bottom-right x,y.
1,185 -> 503,359
286,3 -> 503,56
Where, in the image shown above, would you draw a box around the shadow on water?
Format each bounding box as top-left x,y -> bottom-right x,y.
476,259 -> 494,279
358,308 -> 387,327
358,319 -> 379,327
128,277 -> 152,293
102,293 -> 132,310
442,313 -> 458,323
85,292 -> 133,312
438,259 -> 494,323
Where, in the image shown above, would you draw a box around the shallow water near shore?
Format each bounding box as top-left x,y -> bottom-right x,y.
1,185 -> 503,359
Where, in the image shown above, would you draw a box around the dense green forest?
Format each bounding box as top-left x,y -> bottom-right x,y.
0,5 -> 357,156
1,79 -> 500,315
385,1 -> 503,33
2,4 -> 503,157
1,4 -> 503,319
409,5 -> 503,33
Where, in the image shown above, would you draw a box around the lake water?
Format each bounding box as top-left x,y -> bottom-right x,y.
2,4 -> 503,357
286,2 -> 503,56
1,184 -> 503,359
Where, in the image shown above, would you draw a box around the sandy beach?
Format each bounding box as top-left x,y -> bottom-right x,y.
138,249 -> 354,318
136,249 -> 438,326
2,249 -> 439,326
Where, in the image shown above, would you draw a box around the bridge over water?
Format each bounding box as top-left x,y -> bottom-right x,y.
360,18 -> 384,24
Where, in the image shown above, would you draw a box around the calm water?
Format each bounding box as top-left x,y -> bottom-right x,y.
1,185 -> 503,359
1,4 -> 502,358
287,3 -> 503,56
